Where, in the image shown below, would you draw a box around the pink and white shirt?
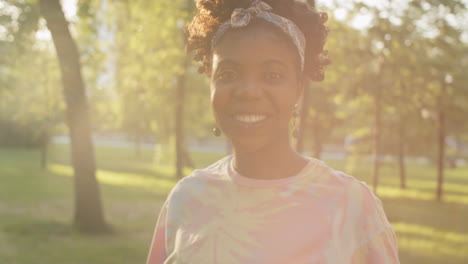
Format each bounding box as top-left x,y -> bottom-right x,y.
147,156 -> 399,263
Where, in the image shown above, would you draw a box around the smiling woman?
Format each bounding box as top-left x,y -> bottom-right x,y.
147,0 -> 399,263
211,20 -> 303,154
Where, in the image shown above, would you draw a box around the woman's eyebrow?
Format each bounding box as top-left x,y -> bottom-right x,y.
261,59 -> 289,69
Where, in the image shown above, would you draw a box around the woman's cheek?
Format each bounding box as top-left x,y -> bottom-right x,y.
211,88 -> 227,121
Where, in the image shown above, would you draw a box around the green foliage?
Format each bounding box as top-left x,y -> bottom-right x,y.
107,0 -> 212,142
0,119 -> 45,147
314,0 -> 468,159
0,36 -> 63,147
0,0 -> 65,147
74,0 -> 120,133
3,0 -> 465,158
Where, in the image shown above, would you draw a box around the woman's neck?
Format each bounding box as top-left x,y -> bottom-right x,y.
232,140 -> 308,180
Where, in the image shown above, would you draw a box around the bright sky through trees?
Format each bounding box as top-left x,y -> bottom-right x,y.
45,0 -> 468,41
35,0 -> 77,41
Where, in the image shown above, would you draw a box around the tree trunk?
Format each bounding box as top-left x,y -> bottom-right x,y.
135,133 -> 142,158
39,0 -> 107,232
175,59 -> 188,179
436,80 -> 446,201
397,119 -> 406,189
372,84 -> 382,193
175,0 -> 195,179
311,115 -> 323,159
41,141 -> 48,170
183,148 -> 194,169
302,0 -> 316,155
454,133 -> 462,154
296,87 -> 310,153
398,81 -> 407,189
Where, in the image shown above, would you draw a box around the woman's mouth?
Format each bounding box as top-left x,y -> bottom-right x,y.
231,114 -> 270,127
234,114 -> 267,123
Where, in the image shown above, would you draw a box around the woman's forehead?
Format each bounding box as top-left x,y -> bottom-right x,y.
214,21 -> 292,52
212,23 -> 300,69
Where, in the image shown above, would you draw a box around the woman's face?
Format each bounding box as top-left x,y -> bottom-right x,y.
211,22 -> 303,153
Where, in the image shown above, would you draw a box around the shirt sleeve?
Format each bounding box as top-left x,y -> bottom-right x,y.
351,226 -> 400,263
146,201 -> 168,264
348,180 -> 400,263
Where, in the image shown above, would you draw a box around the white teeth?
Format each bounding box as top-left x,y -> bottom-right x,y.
235,115 -> 267,123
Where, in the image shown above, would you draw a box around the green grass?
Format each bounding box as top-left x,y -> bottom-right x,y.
0,144 -> 467,263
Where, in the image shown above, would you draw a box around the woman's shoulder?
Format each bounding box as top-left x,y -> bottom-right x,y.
306,158 -> 372,193
309,159 -> 389,224
327,166 -> 383,213
165,155 -> 233,201
181,155 -> 232,183
313,160 -> 394,253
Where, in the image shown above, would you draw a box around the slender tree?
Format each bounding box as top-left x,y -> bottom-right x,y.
296,0 -> 316,153
372,74 -> 382,192
397,81 -> 407,189
39,0 -> 107,232
175,49 -> 190,178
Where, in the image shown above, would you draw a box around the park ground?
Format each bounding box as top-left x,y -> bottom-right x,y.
0,144 -> 467,264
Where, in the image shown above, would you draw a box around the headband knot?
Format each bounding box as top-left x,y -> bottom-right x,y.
230,0 -> 272,27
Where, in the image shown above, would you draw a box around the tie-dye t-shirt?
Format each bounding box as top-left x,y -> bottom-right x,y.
147,156 -> 399,264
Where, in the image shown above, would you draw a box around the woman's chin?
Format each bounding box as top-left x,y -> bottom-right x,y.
229,136 -> 272,154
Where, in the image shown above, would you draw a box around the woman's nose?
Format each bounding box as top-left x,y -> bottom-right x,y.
234,77 -> 262,101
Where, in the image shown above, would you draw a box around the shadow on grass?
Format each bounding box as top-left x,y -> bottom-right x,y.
48,163 -> 178,197
0,213 -> 150,264
381,195 -> 468,264
329,158 -> 468,205
2,215 -> 73,239
47,143 -> 225,180
394,221 -> 468,263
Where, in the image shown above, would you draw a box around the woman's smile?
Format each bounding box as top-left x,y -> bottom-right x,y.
234,114 -> 267,124
231,113 -> 271,128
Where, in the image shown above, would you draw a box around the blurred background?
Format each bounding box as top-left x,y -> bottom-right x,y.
1,0 -> 467,263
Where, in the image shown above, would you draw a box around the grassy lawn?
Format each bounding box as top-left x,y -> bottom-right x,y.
0,144 -> 467,264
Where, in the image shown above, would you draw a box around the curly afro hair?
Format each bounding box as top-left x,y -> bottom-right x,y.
186,0 -> 329,81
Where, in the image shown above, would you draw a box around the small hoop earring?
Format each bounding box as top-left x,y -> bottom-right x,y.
213,127 -> 221,137
293,103 -> 300,117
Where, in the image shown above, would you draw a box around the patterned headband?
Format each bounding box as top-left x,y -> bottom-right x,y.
211,0 -> 306,71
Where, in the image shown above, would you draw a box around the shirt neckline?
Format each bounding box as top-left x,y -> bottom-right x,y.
227,155 -> 319,188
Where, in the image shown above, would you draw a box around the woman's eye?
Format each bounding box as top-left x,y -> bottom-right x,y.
217,70 -> 238,82
264,72 -> 282,80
